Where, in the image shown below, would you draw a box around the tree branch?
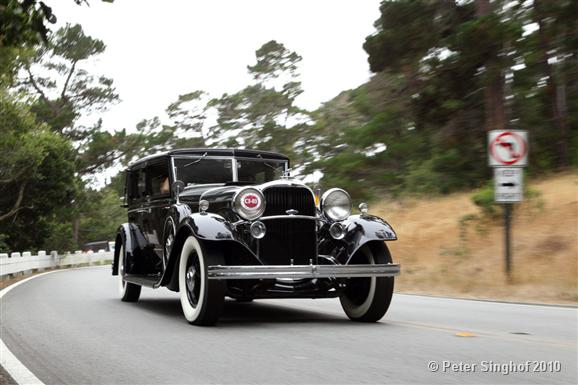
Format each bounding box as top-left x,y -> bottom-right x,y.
0,182 -> 27,222
61,60 -> 78,100
0,166 -> 33,186
78,151 -> 125,176
25,66 -> 49,104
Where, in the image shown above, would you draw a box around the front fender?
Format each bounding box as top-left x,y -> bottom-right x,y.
180,212 -> 242,241
341,214 -> 397,264
160,213 -> 256,290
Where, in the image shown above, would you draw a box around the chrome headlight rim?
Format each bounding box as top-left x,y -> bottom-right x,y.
232,187 -> 266,221
320,188 -> 352,222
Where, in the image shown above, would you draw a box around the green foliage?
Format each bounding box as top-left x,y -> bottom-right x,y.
42,221 -> 74,252
0,20 -> 131,252
471,181 -> 498,218
51,23 -> 105,60
306,0 -> 576,200
77,187 -> 126,245
0,233 -> 9,252
363,0 -> 459,73
20,23 -> 119,139
208,40 -> 309,157
0,0 -> 57,47
247,40 -> 302,81
0,90 -> 77,251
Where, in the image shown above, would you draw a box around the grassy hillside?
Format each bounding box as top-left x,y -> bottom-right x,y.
375,171 -> 577,304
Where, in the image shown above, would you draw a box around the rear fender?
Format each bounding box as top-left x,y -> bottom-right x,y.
112,223 -> 147,275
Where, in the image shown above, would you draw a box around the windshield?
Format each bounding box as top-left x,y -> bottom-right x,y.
173,156 -> 287,185
174,157 -> 233,185
237,158 -> 286,183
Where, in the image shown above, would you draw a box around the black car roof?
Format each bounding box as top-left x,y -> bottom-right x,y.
128,148 -> 289,169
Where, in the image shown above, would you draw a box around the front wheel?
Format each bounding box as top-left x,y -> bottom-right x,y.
339,244 -> 394,322
178,236 -> 225,326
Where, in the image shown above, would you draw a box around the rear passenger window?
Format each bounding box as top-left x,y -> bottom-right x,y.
147,162 -> 170,198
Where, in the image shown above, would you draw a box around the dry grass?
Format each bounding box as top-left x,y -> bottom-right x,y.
374,171 -> 578,304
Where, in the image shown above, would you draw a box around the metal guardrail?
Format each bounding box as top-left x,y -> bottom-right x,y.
0,250 -> 113,277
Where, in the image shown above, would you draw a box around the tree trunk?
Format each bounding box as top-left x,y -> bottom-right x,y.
72,217 -> 80,249
474,0 -> 490,16
535,0 -> 570,167
549,61 -> 570,167
554,73 -> 570,167
476,0 -> 507,132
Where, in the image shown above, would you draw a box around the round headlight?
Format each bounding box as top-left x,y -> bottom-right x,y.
233,188 -> 266,221
321,188 -> 351,221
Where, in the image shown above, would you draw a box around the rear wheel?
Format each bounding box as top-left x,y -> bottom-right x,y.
178,236 -> 225,326
118,244 -> 141,302
339,244 -> 394,322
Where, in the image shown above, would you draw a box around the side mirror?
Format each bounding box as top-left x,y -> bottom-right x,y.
172,180 -> 185,204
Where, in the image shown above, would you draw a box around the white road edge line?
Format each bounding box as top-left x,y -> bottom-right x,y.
1,266 -> 109,385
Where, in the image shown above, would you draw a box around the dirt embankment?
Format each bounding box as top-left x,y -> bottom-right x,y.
374,171 -> 577,304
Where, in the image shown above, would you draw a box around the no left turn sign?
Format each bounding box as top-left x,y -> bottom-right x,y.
488,130 -> 528,167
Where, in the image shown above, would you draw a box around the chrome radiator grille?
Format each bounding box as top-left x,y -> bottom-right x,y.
259,186 -> 316,265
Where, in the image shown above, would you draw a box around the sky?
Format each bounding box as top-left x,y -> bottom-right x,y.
45,0 -> 382,133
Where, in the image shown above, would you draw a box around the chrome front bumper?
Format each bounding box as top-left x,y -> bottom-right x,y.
207,264 -> 401,280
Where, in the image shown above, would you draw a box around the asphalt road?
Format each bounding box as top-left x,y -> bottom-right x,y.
2,266 -> 577,384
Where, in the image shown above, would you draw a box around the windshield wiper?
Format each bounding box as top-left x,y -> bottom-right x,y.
256,154 -> 281,172
183,152 -> 208,168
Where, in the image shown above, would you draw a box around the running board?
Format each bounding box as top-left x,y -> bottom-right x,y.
123,274 -> 160,287
207,264 -> 401,280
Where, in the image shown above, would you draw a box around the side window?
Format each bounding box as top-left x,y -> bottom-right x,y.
127,169 -> 146,204
147,162 -> 170,198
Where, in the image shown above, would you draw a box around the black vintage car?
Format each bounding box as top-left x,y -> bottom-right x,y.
114,148 -> 400,325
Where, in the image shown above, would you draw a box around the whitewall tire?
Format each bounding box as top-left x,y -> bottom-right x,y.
339,244 -> 394,322
118,244 -> 141,302
178,236 -> 225,326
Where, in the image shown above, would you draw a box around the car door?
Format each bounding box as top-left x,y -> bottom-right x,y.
143,160 -> 172,271
125,166 -> 148,273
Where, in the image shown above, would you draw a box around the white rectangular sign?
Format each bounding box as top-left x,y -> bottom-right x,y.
488,130 -> 528,167
494,168 -> 523,203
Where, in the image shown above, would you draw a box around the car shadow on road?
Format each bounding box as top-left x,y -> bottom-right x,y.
133,297 -> 353,326
220,301 -> 351,325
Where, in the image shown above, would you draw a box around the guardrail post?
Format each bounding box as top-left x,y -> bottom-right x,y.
9,252 -> 22,278
22,251 -> 32,276
0,253 -> 8,278
37,250 -> 46,272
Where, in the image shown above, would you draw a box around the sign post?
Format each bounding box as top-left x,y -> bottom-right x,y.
488,130 -> 528,281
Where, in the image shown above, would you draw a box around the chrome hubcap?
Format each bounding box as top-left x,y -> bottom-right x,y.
186,265 -> 197,293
